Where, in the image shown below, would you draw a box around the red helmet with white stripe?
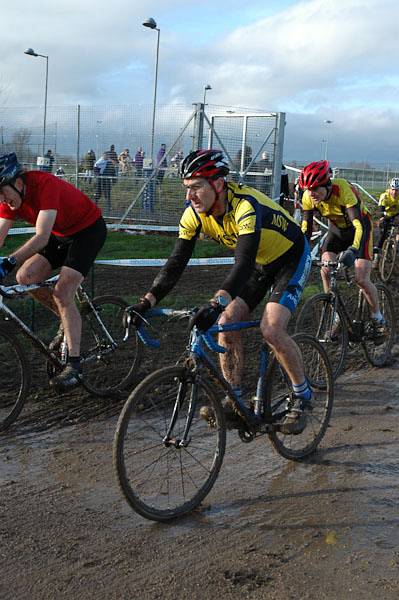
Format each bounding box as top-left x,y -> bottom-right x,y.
180,149 -> 229,180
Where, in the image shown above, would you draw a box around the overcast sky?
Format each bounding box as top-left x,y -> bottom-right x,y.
1,0 -> 399,165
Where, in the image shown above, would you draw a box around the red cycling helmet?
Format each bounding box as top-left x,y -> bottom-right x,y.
180,149 -> 229,180
298,160 -> 331,190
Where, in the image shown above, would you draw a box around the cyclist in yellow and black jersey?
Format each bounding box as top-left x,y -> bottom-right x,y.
301,173 -> 371,256
179,180 -> 302,265
126,149 -> 312,435
299,160 -> 386,336
375,177 -> 399,253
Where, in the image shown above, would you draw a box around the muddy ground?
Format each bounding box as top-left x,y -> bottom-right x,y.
1,264 -> 399,600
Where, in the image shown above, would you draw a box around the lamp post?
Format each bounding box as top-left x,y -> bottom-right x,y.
323,119 -> 333,161
24,48 -> 49,156
142,17 -> 160,166
203,84 -> 212,105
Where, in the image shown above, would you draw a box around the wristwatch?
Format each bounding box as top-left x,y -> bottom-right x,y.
7,256 -> 17,268
5,256 -> 17,272
212,295 -> 230,309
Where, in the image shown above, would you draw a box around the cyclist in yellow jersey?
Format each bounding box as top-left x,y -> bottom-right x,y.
375,177 -> 399,257
299,160 -> 386,337
126,149 -> 312,434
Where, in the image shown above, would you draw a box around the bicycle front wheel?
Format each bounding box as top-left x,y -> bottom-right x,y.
80,295 -> 142,396
114,365 -> 226,522
0,327 -> 31,431
295,292 -> 348,380
265,333 -> 334,460
361,283 -> 395,367
379,237 -> 397,283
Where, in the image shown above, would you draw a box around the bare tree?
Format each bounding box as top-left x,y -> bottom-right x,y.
11,128 -> 34,163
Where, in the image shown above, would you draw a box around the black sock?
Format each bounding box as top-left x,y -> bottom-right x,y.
68,356 -> 82,372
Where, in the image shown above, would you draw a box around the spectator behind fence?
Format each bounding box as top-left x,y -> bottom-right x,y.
280,164 -> 291,212
55,166 -> 66,178
156,143 -> 167,183
94,152 -> 115,214
171,149 -> 184,165
134,147 -> 144,178
106,144 -> 118,164
255,151 -> 273,193
105,144 -> 118,183
82,149 -> 96,183
41,149 -> 55,173
118,149 -> 133,176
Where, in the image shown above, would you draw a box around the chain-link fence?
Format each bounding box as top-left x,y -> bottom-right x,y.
0,103 -> 285,225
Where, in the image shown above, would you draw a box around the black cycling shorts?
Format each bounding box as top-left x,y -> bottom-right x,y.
322,214 -> 372,260
39,217 -> 107,276
239,236 -> 311,313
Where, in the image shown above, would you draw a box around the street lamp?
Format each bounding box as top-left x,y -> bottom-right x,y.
323,119 -> 333,161
24,48 -> 49,156
203,84 -> 212,105
143,17 -> 160,166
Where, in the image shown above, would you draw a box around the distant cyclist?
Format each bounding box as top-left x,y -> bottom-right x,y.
374,177 -> 399,263
0,152 -> 107,390
126,149 -> 312,434
299,159 -> 386,338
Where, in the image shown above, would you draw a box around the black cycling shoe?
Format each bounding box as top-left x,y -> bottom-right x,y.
50,364 -> 82,392
280,396 -> 312,435
364,318 -> 387,346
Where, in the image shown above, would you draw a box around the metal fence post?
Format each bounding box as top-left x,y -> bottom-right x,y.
75,104 -> 81,187
192,103 -> 205,150
271,112 -> 286,201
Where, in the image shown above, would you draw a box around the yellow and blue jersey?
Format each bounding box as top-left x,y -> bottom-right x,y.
179,181 -> 302,265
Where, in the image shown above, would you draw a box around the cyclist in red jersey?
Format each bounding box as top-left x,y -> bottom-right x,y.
0,153 -> 107,390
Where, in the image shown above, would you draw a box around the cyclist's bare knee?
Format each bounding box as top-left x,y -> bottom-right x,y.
15,256 -> 51,285
53,267 -> 83,309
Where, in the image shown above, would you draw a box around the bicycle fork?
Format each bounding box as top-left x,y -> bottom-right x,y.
162,373 -> 195,449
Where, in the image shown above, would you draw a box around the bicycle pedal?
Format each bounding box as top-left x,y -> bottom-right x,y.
238,428 -> 254,443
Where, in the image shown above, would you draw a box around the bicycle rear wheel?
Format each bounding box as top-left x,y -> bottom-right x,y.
379,237 -> 396,283
80,295 -> 142,396
114,365 -> 226,522
0,327 -> 31,431
295,292 -> 348,380
265,333 -> 334,460
361,283 -> 395,367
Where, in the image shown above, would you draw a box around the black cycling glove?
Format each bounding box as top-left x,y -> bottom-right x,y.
124,297 -> 152,328
0,257 -> 16,282
189,302 -> 224,332
338,246 -> 358,268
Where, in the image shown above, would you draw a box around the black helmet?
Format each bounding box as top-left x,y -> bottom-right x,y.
0,153 -> 23,187
180,149 -> 229,180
